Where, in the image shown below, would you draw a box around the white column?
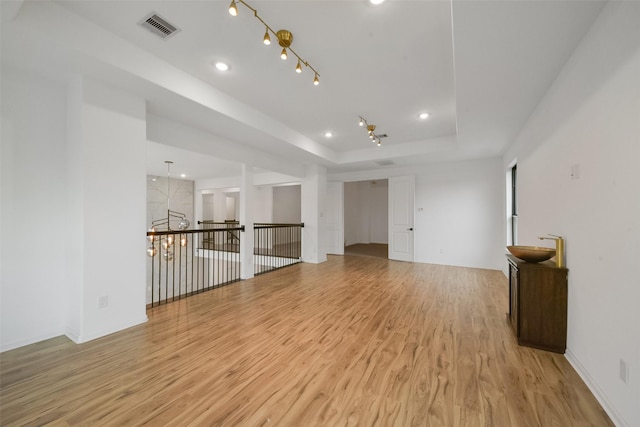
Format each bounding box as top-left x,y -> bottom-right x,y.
301,164 -> 328,264
194,189 -> 203,225
239,164 -> 255,279
66,77 -> 148,343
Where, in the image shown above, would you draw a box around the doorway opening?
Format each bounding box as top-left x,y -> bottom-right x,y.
343,180 -> 388,259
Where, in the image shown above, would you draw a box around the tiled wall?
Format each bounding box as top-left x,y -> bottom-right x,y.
147,176 -> 194,229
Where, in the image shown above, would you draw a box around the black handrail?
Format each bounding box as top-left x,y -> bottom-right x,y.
146,228 -> 241,307
147,222 -> 304,306
253,223 -> 303,275
147,226 -> 244,236
254,222 -> 304,228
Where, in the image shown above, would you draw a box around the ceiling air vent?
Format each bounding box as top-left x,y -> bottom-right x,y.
375,160 -> 395,166
139,12 -> 181,40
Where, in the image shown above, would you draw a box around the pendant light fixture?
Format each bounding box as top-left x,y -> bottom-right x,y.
147,161 -> 190,258
228,0 -> 320,86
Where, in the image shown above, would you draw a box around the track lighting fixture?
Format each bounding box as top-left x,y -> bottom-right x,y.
229,0 -> 320,86
358,116 -> 387,146
263,28 -> 271,45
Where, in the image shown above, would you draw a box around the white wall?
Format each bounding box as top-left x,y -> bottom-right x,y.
195,183 -> 299,226
1,69 -> 148,351
415,158 -> 504,269
503,2 -> 640,425
69,78 -> 148,343
202,193 -> 214,220
369,181 -> 388,244
344,182 -> 358,246
225,192 -> 238,221
273,185 -> 301,223
333,158 -> 504,270
254,186 -> 273,223
1,66 -> 68,351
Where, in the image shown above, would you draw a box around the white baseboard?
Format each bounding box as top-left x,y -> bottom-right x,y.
66,315 -> 148,344
2,315 -> 149,352
565,349 -> 628,427
0,330 -> 66,353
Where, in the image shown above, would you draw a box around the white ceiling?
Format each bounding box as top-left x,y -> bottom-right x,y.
1,0 -> 605,180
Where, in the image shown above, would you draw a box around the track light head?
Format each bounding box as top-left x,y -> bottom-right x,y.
228,0 -> 238,16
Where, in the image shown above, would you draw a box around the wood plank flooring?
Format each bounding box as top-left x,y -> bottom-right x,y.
1,256 -> 612,426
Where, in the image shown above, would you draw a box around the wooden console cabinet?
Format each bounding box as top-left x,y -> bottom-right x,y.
507,254 -> 568,353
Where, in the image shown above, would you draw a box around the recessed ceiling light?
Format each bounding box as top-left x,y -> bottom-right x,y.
215,62 -> 229,71
180,173 -> 186,178
370,0 -> 385,5
324,131 -> 333,138
419,112 -> 430,119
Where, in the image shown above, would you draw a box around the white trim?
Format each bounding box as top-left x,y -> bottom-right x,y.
66,315 -> 148,345
565,349 -> 629,427
0,330 -> 65,353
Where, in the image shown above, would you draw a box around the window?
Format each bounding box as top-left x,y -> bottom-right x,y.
509,164 -> 518,245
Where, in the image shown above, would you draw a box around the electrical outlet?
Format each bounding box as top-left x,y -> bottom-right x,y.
619,359 -> 629,384
98,295 -> 109,309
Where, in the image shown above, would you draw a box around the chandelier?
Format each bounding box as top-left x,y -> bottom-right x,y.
228,0 -> 320,86
147,161 -> 190,260
358,116 -> 387,146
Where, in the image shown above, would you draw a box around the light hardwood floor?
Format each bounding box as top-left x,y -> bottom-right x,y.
344,244 -> 388,259
1,256 -> 612,426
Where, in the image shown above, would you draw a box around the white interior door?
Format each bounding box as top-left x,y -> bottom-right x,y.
324,181 -> 344,255
388,176 -> 415,261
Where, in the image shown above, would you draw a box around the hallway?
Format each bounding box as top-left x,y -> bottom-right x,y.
0,256 -> 611,426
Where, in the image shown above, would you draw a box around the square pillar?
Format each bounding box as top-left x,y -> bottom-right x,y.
239,164 -> 255,279
301,164 -> 327,264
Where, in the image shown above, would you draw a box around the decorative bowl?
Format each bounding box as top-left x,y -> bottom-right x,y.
507,245 -> 556,263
